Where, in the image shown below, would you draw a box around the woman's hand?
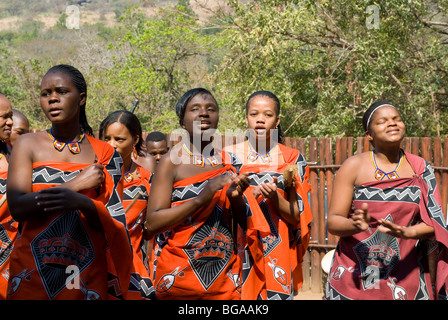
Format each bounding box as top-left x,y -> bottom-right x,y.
226,173 -> 250,199
197,174 -> 233,204
351,203 -> 371,232
377,219 -> 434,240
258,176 -> 278,200
35,188 -> 102,231
35,188 -> 91,213
65,164 -> 105,192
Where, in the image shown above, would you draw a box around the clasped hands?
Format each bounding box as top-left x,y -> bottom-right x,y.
35,164 -> 105,213
351,203 -> 418,239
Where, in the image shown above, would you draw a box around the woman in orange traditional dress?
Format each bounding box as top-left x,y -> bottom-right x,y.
145,88 -> 260,300
224,91 -> 313,300
99,110 -> 155,276
0,93 -> 15,299
6,64 -> 147,300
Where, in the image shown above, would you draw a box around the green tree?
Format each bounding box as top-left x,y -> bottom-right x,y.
103,4 -> 225,133
0,43 -> 51,129
209,0 -> 448,137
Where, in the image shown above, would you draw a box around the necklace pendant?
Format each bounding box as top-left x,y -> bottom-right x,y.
124,172 -> 133,183
260,153 -> 272,163
206,155 -> 219,167
247,152 -> 258,162
387,172 -> 398,179
374,169 -> 385,181
193,155 -> 205,167
54,140 -> 66,152
48,129 -> 85,154
68,142 -> 81,154
371,150 -> 402,181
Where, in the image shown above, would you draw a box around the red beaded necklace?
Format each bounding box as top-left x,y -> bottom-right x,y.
47,128 -> 85,154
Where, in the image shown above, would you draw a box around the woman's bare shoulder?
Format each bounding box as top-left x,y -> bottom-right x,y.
342,151 -> 370,166
13,130 -> 47,149
337,152 -> 371,177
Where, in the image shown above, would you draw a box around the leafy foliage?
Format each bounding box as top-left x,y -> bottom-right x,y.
210,0 -> 448,137
103,4 -> 224,133
0,0 -> 448,138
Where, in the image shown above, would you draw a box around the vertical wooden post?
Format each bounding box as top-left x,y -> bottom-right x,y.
402,137 -> 411,153
325,138 -> 337,245
318,139 -> 326,245
411,137 -> 420,155
443,139 -> 448,219
308,137 -> 321,293
433,138 -> 442,194
420,137 -> 432,164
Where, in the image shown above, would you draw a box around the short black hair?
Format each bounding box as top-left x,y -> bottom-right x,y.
175,88 -> 217,126
146,131 -> 166,143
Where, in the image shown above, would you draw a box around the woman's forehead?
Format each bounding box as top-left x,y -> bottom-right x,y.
41,71 -> 73,87
248,96 -> 276,109
371,105 -> 400,119
187,93 -> 217,106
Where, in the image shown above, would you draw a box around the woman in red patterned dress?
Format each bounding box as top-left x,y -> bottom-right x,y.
326,101 -> 448,300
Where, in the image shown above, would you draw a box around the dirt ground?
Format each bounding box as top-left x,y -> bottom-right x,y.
294,291 -> 324,300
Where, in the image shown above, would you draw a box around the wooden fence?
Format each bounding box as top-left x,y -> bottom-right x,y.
147,133 -> 448,294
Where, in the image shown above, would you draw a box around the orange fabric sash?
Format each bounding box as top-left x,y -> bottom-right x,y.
122,165 -> 156,300
123,165 -> 152,263
7,136 -> 134,300
154,164 -> 245,300
0,170 -> 18,300
229,143 -> 312,299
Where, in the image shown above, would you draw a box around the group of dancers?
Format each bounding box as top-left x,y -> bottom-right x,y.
0,64 -> 447,300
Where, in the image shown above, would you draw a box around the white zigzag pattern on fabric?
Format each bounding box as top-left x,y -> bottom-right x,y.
124,187 -> 148,199
422,162 -> 446,226
104,151 -> 126,220
0,181 -> 6,194
107,153 -> 124,178
171,181 -> 209,201
32,168 -> 81,183
355,187 -> 421,202
107,202 -> 126,218
295,154 -> 308,183
249,172 -> 283,185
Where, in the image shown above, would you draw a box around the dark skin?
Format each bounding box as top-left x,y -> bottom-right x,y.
145,93 -> 250,238
7,71 -> 104,231
327,106 -> 434,239
0,95 -> 13,171
225,95 -> 301,226
9,110 -> 30,146
146,140 -> 169,164
245,95 -> 301,225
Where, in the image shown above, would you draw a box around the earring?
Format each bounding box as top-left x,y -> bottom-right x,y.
132,146 -> 138,160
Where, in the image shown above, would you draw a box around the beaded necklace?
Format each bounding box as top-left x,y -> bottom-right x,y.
371,150 -> 403,180
47,128 -> 85,154
182,143 -> 219,167
246,140 -> 273,163
124,160 -> 134,183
